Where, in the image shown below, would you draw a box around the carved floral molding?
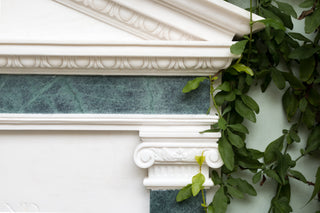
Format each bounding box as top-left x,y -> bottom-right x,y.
0,42 -> 235,76
53,0 -> 201,41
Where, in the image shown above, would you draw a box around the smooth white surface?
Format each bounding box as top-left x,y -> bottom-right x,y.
0,0 -> 140,42
0,130 -> 149,212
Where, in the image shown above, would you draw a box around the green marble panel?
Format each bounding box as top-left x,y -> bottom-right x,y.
0,75 -> 209,114
150,190 -> 205,213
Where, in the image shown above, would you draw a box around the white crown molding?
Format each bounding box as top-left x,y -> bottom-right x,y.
0,113 -> 222,190
154,0 -> 265,37
53,0 -> 201,41
0,41 -> 236,76
0,1 -> 264,75
52,0 -> 264,42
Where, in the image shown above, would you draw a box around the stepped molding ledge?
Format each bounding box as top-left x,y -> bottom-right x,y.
0,42 -> 235,76
0,114 -> 221,190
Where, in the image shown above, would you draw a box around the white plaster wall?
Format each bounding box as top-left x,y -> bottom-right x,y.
0,0 -> 142,42
0,130 -> 149,212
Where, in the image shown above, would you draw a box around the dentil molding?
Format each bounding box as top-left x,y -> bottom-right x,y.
0,114 -> 222,189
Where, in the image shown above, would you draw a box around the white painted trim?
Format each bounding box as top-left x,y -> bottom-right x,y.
0,114 -> 218,131
53,0 -> 201,41
0,113 -> 222,190
0,41 -> 235,76
155,0 -> 265,36
0,41 -> 234,57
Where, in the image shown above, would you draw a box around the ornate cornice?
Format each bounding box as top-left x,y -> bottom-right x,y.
53,0 -> 201,41
0,56 -> 232,76
0,42 -> 236,76
154,0 -> 265,37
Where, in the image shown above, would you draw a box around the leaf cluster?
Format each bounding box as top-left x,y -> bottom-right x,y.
179,0 -> 320,212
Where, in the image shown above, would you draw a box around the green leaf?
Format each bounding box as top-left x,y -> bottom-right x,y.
276,1 -> 297,18
218,117 -> 228,130
289,169 -> 307,183
300,57 -> 315,81
267,40 -> 280,65
241,95 -> 260,113
195,155 -> 205,167
252,172 -> 262,184
305,8 -> 320,34
282,72 -> 306,90
265,169 -> 282,184
235,99 -> 256,123
232,63 -> 254,76
227,185 -> 244,199
272,197 -> 293,213
302,106 -> 316,129
227,177 -> 257,196
288,32 -> 312,43
182,77 -> 208,93
218,137 -> 235,171
264,135 -> 284,164
276,154 -> 291,184
238,157 -> 262,170
230,40 -> 248,55
260,8 -> 285,26
299,98 -> 308,112
279,181 -> 291,201
282,88 -> 298,122
275,30 -> 286,44
228,123 -> 249,134
256,18 -> 285,30
215,91 -> 236,106
306,87 -> 320,106
299,0 -> 314,8
211,186 -> 228,213
216,82 -> 231,92
176,184 -> 192,202
307,167 -> 320,204
192,173 -> 205,196
268,5 -> 293,29
305,126 -> 320,154
288,46 -> 320,59
211,170 -> 222,185
249,149 -> 264,159
289,126 -> 300,142
227,129 -> 244,148
200,129 -> 220,133
271,68 -> 286,90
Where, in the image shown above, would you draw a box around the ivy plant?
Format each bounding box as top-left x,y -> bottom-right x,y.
177,0 -> 320,212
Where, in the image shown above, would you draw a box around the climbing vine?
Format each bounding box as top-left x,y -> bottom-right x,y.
177,0 -> 320,212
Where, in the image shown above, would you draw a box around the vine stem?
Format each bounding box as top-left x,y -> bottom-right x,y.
199,156 -> 207,213
201,189 -> 207,213
247,0 -> 253,65
287,174 -> 315,186
294,154 -> 304,163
